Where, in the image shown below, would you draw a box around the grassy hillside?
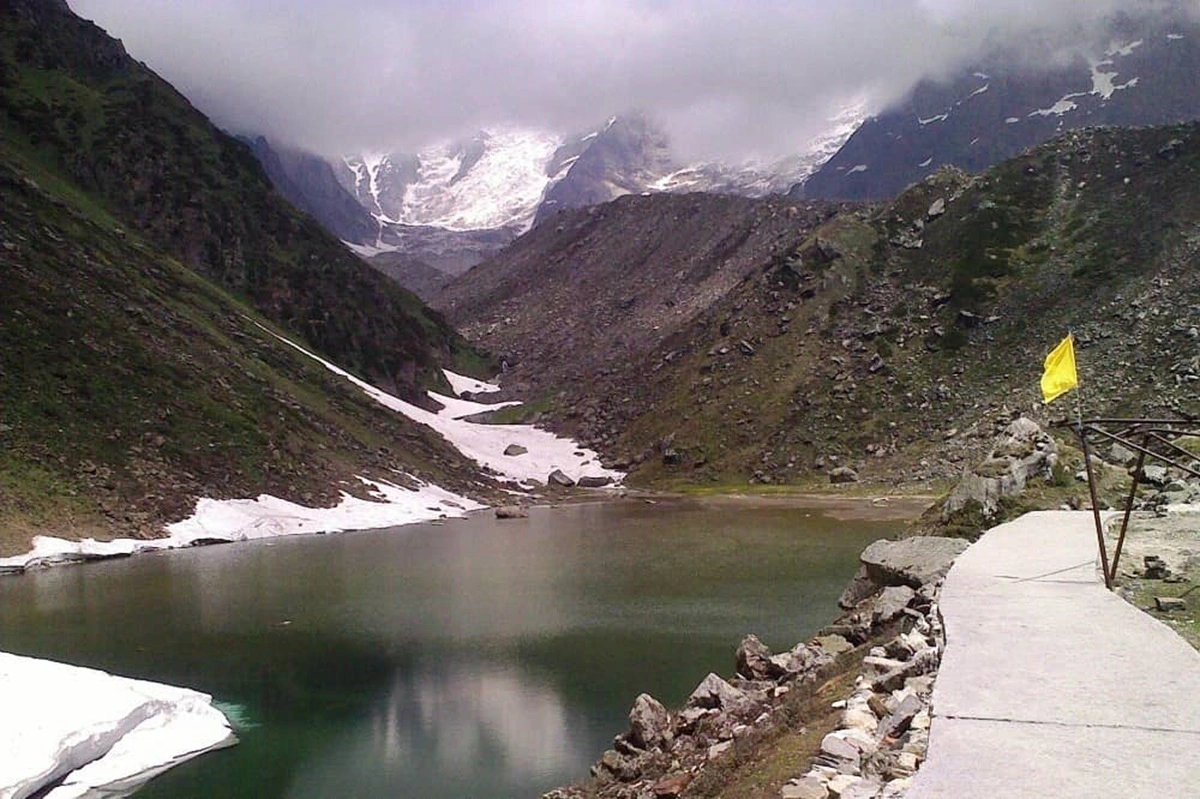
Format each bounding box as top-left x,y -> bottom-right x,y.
0,0 -> 483,400
0,144 -> 499,555
443,125 -> 1200,489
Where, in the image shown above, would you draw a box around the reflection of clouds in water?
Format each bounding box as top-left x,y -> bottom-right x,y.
383,664 -> 581,775
289,662 -> 586,797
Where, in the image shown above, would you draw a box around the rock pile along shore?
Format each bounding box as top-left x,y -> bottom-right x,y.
545,536 -> 969,799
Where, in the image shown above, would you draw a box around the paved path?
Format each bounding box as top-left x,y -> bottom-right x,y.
908,510 -> 1200,799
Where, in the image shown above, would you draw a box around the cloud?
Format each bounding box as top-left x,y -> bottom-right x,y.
68,0 -> 1192,160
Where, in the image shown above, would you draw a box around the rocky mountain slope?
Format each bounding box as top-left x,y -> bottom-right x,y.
803,13 -> 1200,201
439,123 -> 1200,489
0,0 -> 500,552
250,108 -> 865,287
242,135 -> 378,244
0,0 -> 471,401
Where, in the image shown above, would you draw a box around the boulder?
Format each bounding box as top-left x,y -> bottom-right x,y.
687,673 -> 748,711
815,634 -> 855,657
830,466 -> 860,484
503,444 -> 528,456
494,505 -> 528,519
838,565 -> 877,609
877,694 -> 924,739
1141,465 -> 1170,487
577,475 -> 614,488
628,693 -> 671,750
652,772 -> 692,797
769,644 -> 830,678
860,537 -> 970,589
547,469 -> 576,487
782,776 -> 830,799
872,586 -> 916,624
944,417 -> 1057,518
735,634 -> 775,680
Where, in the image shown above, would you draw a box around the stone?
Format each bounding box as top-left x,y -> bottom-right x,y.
880,778 -> 912,798
867,693 -> 891,719
599,749 -> 640,781
943,417 -> 1057,518
877,694 -> 923,739
841,780 -> 883,799
577,475 -> 614,488
872,586 -> 916,624
547,469 -> 576,487
687,673 -> 748,711
708,740 -> 734,759
829,774 -> 862,795
842,708 -> 878,734
927,198 -> 946,219
782,776 -> 830,799
1108,442 -> 1136,465
770,644 -> 830,677
1142,465 -> 1170,487
503,443 -> 528,456
838,566 -> 877,610
830,466 -> 860,484
1143,555 -> 1170,580
676,705 -> 713,732
736,634 -> 776,680
1155,597 -> 1187,612
494,505 -> 528,519
628,693 -> 671,750
816,634 -> 855,657
859,537 -> 970,589
820,732 -> 861,763
652,772 -> 692,797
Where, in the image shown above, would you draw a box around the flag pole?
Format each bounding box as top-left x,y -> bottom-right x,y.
1069,331 -> 1113,589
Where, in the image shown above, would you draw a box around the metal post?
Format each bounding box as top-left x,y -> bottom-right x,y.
1109,444 -> 1145,584
1078,425 -> 1112,590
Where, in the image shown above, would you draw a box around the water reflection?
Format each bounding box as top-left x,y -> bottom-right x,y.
0,500 -> 899,798
289,663 -> 588,798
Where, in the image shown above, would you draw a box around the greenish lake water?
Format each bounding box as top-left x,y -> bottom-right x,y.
0,499 -> 897,798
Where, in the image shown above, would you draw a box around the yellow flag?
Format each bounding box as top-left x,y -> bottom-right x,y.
1041,334 -> 1078,404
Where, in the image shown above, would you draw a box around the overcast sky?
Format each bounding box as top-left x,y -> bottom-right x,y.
69,0 -> 1187,161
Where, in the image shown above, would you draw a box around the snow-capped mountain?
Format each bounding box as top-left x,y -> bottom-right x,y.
803,14 -> 1200,200
339,129 -> 561,231
337,106 -> 866,241
249,105 -> 867,283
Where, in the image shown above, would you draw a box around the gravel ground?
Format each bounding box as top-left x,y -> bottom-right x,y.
1107,506 -> 1200,650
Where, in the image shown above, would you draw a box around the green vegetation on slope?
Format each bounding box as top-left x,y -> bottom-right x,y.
0,149 -> 497,555
0,0 -> 490,400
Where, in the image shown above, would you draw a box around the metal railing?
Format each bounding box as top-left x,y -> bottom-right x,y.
1051,416 -> 1199,590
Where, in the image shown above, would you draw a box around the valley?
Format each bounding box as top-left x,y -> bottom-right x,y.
2,0 -> 1199,797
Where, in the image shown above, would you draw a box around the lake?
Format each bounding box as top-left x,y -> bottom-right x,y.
0,498 -> 901,798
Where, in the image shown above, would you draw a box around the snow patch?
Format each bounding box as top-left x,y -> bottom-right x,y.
1005,117 -> 1021,124
918,113 -> 950,126
0,476 -> 482,575
0,652 -> 235,799
343,240 -> 398,258
918,157 -> 933,167
442,369 -> 502,396
266,330 -> 621,487
1167,33 -> 1184,40
846,164 -> 869,175
1030,95 -> 1082,117
967,84 -> 990,99
1106,39 -> 1143,58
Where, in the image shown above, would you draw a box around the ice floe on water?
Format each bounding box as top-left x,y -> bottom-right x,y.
0,652 -> 235,799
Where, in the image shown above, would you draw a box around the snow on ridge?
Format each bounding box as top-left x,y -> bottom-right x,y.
442,369 -> 502,396
0,652 -> 235,799
266,330 -> 621,487
358,127 -> 563,233
918,112 -> 950,126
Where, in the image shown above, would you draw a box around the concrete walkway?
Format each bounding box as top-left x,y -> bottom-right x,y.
908,511 -> 1200,799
